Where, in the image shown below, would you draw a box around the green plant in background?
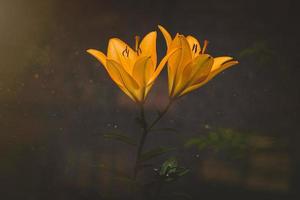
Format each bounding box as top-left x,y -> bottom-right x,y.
156,157 -> 189,182
239,40 -> 292,76
239,41 -> 275,67
185,128 -> 250,159
152,157 -> 190,199
86,25 -> 238,199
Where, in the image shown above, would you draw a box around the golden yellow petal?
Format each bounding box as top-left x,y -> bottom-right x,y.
208,57 -> 238,79
178,82 -> 201,97
132,56 -> 153,87
119,84 -> 138,102
158,25 -> 172,49
179,57 -> 238,97
206,59 -> 238,82
186,35 -> 201,58
140,31 -> 157,67
166,34 -> 180,93
107,38 -> 136,73
173,54 -> 213,97
168,35 -> 193,95
100,59 -> 123,86
106,59 -> 140,100
86,49 -> 107,68
189,54 -> 214,85
148,47 -> 179,85
144,82 -> 154,100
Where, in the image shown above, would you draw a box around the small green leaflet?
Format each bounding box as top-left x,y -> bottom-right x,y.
103,132 -> 137,146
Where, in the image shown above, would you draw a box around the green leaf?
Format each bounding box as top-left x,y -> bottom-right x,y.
103,132 -> 137,146
184,128 -> 251,159
139,147 -> 175,162
184,137 -> 207,149
184,138 -> 200,147
159,157 -> 178,176
177,168 -> 189,177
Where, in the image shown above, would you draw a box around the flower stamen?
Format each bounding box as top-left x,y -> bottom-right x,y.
122,46 -> 130,57
135,35 -> 142,56
201,40 -> 209,54
192,43 -> 198,54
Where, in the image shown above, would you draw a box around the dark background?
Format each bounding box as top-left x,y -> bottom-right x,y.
1,0 -> 299,199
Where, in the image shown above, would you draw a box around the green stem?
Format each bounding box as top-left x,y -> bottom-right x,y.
133,100 -> 174,179
133,103 -> 148,179
147,100 -> 173,132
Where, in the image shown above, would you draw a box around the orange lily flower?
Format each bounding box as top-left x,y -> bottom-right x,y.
158,25 -> 238,99
87,31 -> 177,103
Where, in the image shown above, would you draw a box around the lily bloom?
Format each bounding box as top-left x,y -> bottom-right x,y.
87,31 -> 177,103
158,25 -> 238,99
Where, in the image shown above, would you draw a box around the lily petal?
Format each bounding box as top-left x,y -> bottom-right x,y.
186,35 -> 201,58
178,82 -> 201,97
95,58 -> 135,102
107,38 -> 136,73
144,82 -> 154,99
148,47 -> 179,85
179,56 -> 238,97
174,54 -> 213,97
158,25 -> 172,49
140,31 -> 157,67
207,57 -> 238,80
168,35 -> 193,95
118,84 -> 139,102
132,56 -> 153,87
189,54 -> 214,85
86,49 -> 107,68
107,59 -> 139,92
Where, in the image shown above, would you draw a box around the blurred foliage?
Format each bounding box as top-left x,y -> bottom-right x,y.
142,158 -> 190,200
185,128 -> 251,159
103,132 -> 137,146
238,41 -> 291,75
239,41 -> 275,67
155,157 -> 189,182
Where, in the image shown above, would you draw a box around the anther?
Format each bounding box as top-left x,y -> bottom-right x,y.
192,44 -> 198,54
122,46 -> 130,57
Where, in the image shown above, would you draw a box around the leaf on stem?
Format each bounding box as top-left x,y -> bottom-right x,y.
176,168 -> 190,177
103,132 -> 137,146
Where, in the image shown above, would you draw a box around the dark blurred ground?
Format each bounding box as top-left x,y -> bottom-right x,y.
0,0 -> 299,199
